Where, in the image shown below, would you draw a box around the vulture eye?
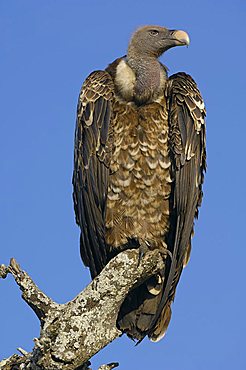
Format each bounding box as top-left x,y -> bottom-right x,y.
149,30 -> 159,36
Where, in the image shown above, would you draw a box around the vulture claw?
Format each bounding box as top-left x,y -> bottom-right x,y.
137,241 -> 151,267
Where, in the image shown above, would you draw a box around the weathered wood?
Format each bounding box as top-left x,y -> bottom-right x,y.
0,249 -> 164,370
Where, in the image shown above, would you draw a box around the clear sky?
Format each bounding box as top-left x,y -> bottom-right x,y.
1,1 -> 245,369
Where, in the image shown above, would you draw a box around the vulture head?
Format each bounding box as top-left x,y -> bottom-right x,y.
128,25 -> 190,58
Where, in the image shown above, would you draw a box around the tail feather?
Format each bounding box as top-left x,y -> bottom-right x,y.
117,274 -> 165,341
117,250 -> 185,341
117,216 -> 189,342
149,302 -> 172,342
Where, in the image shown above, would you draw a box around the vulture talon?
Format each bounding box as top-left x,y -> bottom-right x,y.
137,242 -> 151,267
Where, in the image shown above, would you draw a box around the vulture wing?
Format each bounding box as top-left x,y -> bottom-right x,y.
150,72 -> 206,341
72,71 -> 114,278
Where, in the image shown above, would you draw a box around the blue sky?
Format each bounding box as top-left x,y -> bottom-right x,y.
0,1 -> 245,369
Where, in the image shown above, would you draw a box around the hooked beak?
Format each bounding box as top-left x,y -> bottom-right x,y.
170,29 -> 190,46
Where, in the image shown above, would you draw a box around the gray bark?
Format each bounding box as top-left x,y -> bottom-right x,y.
0,250 -> 164,370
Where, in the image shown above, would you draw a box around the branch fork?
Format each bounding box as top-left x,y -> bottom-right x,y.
0,250 -> 164,369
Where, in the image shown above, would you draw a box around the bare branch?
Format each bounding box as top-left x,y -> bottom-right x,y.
1,258 -> 58,322
0,249 -> 164,369
98,363 -> 119,370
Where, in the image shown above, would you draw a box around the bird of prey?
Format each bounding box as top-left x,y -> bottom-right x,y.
73,25 -> 206,342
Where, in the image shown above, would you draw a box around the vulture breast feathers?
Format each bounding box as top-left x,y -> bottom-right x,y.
72,25 -> 206,342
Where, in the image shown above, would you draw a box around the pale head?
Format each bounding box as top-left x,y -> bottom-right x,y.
128,25 -> 190,58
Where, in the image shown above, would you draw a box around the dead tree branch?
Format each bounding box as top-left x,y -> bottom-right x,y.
0,250 -> 164,370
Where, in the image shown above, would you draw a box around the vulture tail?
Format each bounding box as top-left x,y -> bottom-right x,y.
117,215 -> 184,342
117,271 -> 170,342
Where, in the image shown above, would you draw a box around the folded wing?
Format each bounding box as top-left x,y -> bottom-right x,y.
72,71 -> 115,278
150,72 -> 206,341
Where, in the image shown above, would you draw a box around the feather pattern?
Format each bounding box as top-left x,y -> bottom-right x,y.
73,55 -> 206,342
72,70 -> 114,278
148,72 -> 206,341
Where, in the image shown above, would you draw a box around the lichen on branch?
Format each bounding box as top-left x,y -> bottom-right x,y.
0,250 -> 164,370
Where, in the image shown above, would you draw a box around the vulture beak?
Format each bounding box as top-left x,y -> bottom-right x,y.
170,30 -> 190,46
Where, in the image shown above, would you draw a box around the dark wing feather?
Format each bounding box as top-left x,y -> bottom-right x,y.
168,72 -> 206,255
72,71 -> 114,278
150,73 -> 206,339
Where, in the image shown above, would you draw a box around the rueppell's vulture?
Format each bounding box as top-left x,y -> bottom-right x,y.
73,25 -> 206,342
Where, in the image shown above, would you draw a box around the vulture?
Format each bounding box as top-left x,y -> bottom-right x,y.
73,25 -> 206,342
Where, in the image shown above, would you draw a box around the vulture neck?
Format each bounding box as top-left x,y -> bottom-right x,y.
127,47 -> 165,105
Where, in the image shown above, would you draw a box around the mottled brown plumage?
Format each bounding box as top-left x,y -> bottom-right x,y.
72,25 -> 206,342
